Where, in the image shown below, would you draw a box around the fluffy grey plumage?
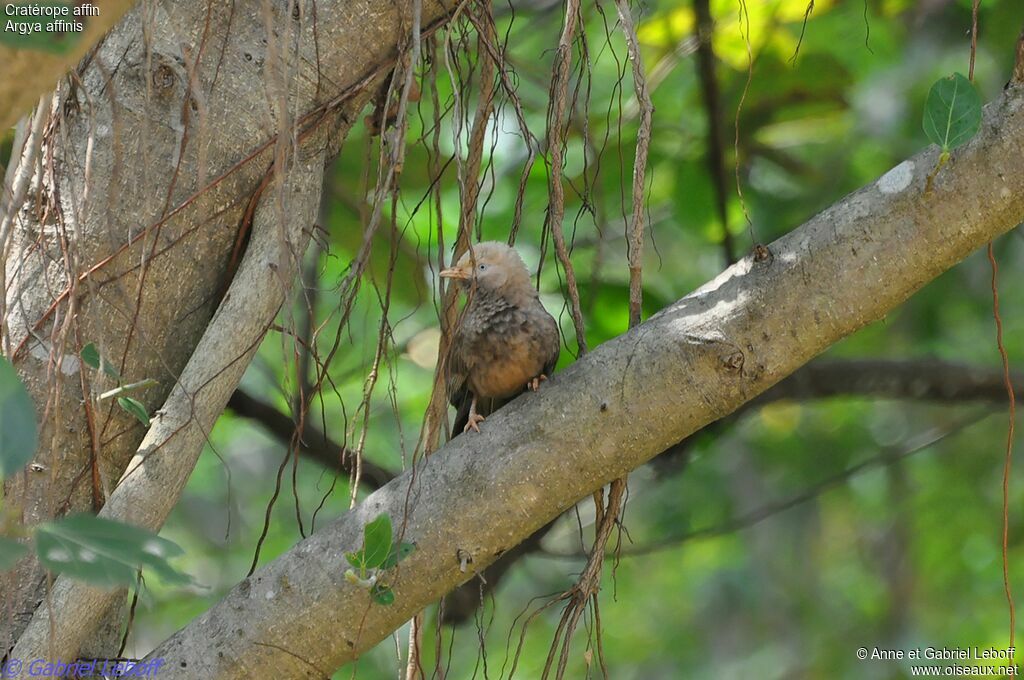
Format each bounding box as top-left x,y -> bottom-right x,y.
441,242 -> 560,435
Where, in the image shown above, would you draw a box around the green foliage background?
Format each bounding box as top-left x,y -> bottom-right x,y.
120,0 -> 1024,677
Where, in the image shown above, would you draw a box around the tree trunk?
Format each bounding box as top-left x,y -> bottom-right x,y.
2,0 -> 453,657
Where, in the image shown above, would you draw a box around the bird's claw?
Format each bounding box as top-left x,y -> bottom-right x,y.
527,374 -> 548,392
464,412 -> 486,433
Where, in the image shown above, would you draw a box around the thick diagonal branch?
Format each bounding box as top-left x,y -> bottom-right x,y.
143,86 -> 1024,677
9,131 -> 332,665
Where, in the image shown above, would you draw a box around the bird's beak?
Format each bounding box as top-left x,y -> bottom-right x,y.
440,267 -> 469,280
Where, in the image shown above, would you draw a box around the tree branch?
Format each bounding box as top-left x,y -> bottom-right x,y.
141,84 -> 1024,676
221,356 -> 1024,626
694,0 -> 736,265
442,356 -> 1024,624
227,388 -> 395,489
759,358 -> 1024,405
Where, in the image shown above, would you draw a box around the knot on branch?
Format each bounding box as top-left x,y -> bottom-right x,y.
149,56 -> 182,95
721,350 -> 745,373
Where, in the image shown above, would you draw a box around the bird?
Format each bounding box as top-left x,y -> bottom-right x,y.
440,242 -> 560,436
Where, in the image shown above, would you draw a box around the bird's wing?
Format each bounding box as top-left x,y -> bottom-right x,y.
445,331 -> 471,408
445,334 -> 475,438
540,307 -> 560,377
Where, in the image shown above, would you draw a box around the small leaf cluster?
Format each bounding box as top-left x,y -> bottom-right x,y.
344,513 -> 416,606
0,355 -> 188,588
2,514 -> 189,587
81,342 -> 151,426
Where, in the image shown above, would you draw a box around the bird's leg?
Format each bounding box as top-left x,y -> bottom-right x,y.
526,374 -> 548,392
464,395 -> 486,433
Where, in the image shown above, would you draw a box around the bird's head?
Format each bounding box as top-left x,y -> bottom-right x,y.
440,242 -> 533,298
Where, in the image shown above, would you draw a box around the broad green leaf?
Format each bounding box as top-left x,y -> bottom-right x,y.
81,343 -> 121,381
362,514 -> 393,569
371,583 -> 395,606
35,514 -> 188,587
117,397 -> 150,427
381,541 -> 416,570
0,356 -> 38,478
104,361 -> 125,380
0,536 -> 29,571
80,343 -> 101,369
922,73 -> 982,153
0,2 -> 82,54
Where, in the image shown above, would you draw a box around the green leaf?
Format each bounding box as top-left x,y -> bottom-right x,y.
80,343 -> 101,369
0,355 -> 38,478
362,514 -> 393,569
0,536 -> 29,572
371,583 -> 395,606
35,514 -> 189,587
345,551 -> 364,570
0,2 -> 83,54
117,397 -> 150,427
381,541 -> 416,570
922,73 -> 982,153
81,342 -> 121,381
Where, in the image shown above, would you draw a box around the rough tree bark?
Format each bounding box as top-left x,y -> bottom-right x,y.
2,0 -> 454,657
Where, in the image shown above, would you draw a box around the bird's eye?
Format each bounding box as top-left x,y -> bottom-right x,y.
478,263 -> 487,271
